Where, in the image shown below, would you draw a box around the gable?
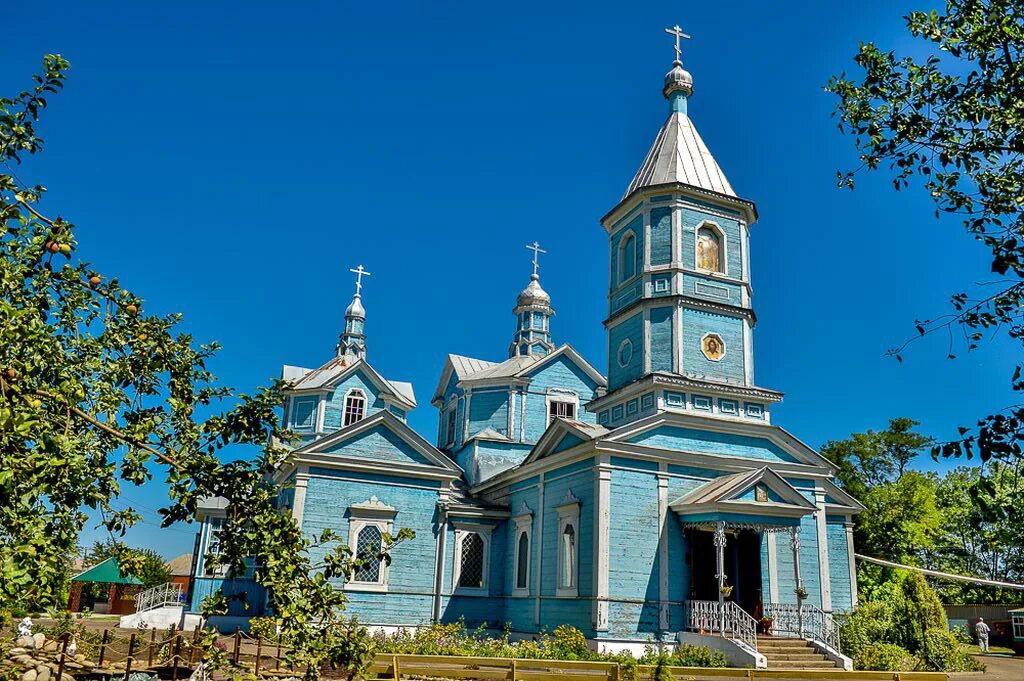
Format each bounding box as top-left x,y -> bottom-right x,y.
526,354 -> 600,398
626,425 -> 800,464
322,422 -> 435,466
551,432 -> 585,455
322,369 -> 384,428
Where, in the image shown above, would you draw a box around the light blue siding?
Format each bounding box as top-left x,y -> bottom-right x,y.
650,207 -> 672,266
680,206 -> 743,279
322,369 -> 386,430
627,426 -> 800,463
827,516 -> 853,611
608,468 -> 661,635
650,306 -> 674,373
681,307 -> 746,384
469,388 -> 510,437
322,423 -> 435,466
522,355 -> 601,442
608,313 -> 644,391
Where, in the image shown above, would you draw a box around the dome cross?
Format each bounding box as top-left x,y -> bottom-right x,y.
349,264 -> 372,295
526,241 -> 546,278
664,24 -> 691,62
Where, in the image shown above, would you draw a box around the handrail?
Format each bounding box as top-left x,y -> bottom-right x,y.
764,601 -> 841,651
134,582 -> 184,613
682,599 -> 758,652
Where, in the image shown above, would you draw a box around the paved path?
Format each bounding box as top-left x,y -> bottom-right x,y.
950,654 -> 1023,681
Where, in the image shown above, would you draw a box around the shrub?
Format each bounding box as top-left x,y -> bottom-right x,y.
950,623 -> 973,645
545,625 -> 589,659
855,643 -> 920,671
920,629 -> 984,672
248,617 -> 279,641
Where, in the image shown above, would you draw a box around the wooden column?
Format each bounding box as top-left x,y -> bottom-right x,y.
790,526 -> 804,636
713,522 -> 727,634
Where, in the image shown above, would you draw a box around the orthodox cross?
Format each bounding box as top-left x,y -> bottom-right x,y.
664,24 -> 691,62
526,241 -> 547,277
349,264 -> 371,295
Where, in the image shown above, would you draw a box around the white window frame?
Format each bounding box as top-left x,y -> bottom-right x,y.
1013,615 -> 1024,640
343,388 -> 366,427
346,497 -> 397,592
202,516 -> 227,577
546,391 -> 579,425
556,490 -> 581,598
694,220 -> 727,276
445,401 -> 458,447
618,231 -> 638,284
288,395 -> 319,432
452,521 -> 494,596
512,507 -> 533,596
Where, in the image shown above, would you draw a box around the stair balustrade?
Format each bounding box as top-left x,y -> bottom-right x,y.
682,599 -> 758,652
763,602 -> 840,651
134,582 -> 185,614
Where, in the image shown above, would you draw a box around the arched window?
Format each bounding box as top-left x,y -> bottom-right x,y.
353,525 -> 383,583
516,531 -> 530,590
458,532 -> 485,588
560,523 -> 576,589
619,232 -> 637,283
696,226 -> 723,273
343,389 -> 366,426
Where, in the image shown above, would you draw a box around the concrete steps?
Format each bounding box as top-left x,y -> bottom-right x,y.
757,636 -> 840,669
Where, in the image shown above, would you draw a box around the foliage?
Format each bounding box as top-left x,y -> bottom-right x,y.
35,609 -> 103,657
248,616 -> 279,642
828,0 -> 1023,506
371,622 -> 725,670
0,56 -> 408,680
839,572 -> 981,671
855,643 -> 921,672
81,541 -> 170,588
920,629 -> 984,672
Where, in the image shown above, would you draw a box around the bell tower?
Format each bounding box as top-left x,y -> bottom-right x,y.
588,26 -> 782,429
509,242 -> 555,358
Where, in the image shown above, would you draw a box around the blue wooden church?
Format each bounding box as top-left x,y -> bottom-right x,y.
188,31 -> 862,666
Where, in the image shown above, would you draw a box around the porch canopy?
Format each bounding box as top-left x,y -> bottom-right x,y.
669,466 -> 816,532
68,557 -> 142,613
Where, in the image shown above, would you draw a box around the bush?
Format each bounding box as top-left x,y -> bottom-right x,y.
855,643 -> 920,671
950,623 -> 973,645
248,617 -> 278,641
920,630 -> 984,672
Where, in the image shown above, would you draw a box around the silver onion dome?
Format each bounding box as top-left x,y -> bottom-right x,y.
517,274 -> 551,308
663,60 -> 693,98
345,293 -> 366,319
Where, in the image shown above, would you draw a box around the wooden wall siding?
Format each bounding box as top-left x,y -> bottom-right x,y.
626,426 -> 800,464
552,433 -> 585,455
521,356 -> 602,442
470,389 -> 511,438
608,313 -> 644,391
322,424 -> 435,467
665,475 -> 706,603
322,370 -> 386,430
680,308 -> 746,385
773,511 -> 823,609
302,475 -> 441,626
459,441 -> 532,487
610,214 -> 644,291
682,274 -> 742,306
649,306 -> 674,373
650,207 -> 672,266
608,469 -> 661,605
541,468 -> 594,596
679,207 -> 743,277
826,517 -> 853,611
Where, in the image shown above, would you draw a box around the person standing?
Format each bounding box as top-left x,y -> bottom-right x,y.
975,617 -> 991,653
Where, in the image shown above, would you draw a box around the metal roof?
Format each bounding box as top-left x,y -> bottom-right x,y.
284,357 -> 417,408
165,553 -> 193,577
624,111 -> 735,199
71,557 -> 143,585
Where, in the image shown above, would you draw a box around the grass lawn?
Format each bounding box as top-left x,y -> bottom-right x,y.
960,643 -> 1019,656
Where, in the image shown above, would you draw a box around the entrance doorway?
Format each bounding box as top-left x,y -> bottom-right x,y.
687,528 -> 763,617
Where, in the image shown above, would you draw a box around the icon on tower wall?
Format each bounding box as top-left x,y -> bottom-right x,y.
700,333 -> 725,362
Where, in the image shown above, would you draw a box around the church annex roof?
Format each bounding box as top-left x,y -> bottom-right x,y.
624,111 -> 735,199
283,357 -> 417,408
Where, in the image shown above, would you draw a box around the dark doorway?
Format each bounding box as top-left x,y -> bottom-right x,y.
687,528 -> 763,616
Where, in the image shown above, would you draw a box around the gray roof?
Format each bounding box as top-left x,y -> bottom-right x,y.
449,354 -> 497,378
625,111 -> 735,199
283,357 -> 417,407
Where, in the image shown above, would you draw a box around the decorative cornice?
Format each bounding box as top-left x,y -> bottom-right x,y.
587,372 -> 782,413
605,293 -> 756,328
601,181 -> 758,230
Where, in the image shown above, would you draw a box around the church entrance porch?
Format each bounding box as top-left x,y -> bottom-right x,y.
688,527 -> 763,617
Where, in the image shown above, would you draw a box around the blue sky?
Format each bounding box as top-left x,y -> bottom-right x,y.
3,0 -> 1014,558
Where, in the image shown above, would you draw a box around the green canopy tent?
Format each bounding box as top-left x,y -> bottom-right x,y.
68,557 -> 143,614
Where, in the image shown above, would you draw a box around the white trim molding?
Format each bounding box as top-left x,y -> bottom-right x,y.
346,497 -> 398,593
556,490 -> 581,598
512,503 -> 534,596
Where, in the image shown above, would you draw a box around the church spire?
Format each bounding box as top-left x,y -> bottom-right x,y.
338,265 -> 371,360
509,242 -> 555,358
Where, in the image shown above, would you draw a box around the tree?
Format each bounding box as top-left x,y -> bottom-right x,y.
827,1 -> 1023,474
0,56 -> 403,678
821,417 -> 932,498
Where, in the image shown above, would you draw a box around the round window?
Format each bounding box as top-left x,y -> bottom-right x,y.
617,339 -> 633,368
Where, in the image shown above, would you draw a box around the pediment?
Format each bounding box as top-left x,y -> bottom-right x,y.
669,466 -> 817,519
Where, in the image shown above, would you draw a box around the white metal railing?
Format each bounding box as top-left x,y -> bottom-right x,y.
134,582 -> 184,613
682,599 -> 758,652
764,601 -> 840,651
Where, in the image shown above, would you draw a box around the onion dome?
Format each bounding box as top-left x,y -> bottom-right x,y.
517,274 -> 551,308
345,293 -> 366,319
663,60 -> 693,98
